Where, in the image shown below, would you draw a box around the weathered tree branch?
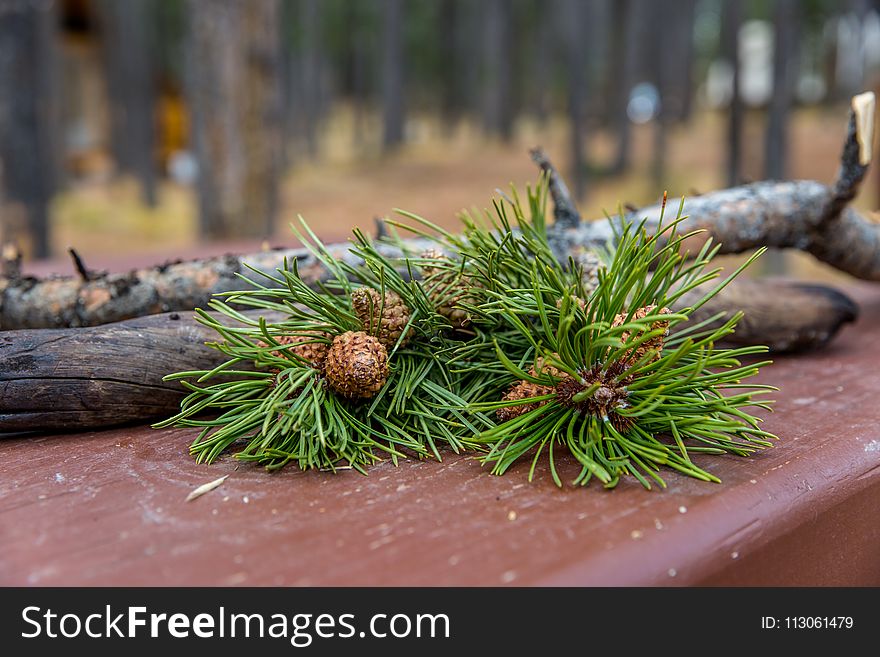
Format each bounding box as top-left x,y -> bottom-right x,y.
530,146 -> 581,228
569,92 -> 878,274
679,279 -> 857,353
67,247 -> 94,282
0,278 -> 857,433
0,94 -> 875,333
0,311 -> 228,431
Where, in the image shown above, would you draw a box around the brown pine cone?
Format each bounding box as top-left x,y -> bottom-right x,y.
528,354 -> 567,380
257,332 -> 329,370
420,249 -> 476,328
351,287 -> 414,348
496,380 -> 554,423
611,304 -> 671,363
324,331 -> 390,399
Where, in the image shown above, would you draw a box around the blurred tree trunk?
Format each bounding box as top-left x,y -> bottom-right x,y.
482,0 -> 513,141
649,0 -> 695,186
764,0 -> 800,180
650,1 -> 673,186
300,0 -> 323,159
97,0 -> 158,207
663,0 -> 696,124
280,0 -> 296,169
561,0 -> 589,199
439,0 -> 464,131
722,0 -> 744,187
460,2 -> 483,124
0,0 -> 59,258
381,0 -> 405,151
832,0 -> 870,101
585,0 -> 609,123
609,0 -> 636,175
529,3 -> 554,126
186,0 -> 282,239
348,1 -> 371,151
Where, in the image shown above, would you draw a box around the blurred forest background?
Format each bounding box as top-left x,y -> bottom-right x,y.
2,0 -> 880,276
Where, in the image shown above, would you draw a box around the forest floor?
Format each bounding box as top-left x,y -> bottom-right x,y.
29,104 -> 878,283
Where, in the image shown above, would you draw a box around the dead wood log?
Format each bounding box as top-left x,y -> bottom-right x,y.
0,311 -> 229,432
0,94 -> 874,338
679,279 -> 858,353
0,279 -> 857,433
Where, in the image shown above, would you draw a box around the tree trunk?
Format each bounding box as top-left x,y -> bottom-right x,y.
722,0 -> 744,187
300,0 -> 323,159
482,0 -> 513,141
667,0 -> 696,123
529,2 -> 554,126
0,0 -> 59,258
610,0 -> 636,174
348,1 -> 372,151
561,0 -> 589,199
97,0 -> 159,207
439,0 -> 464,131
381,0 -> 405,151
651,1 -> 670,186
186,0 -> 283,239
764,0 -> 800,180
279,0 -> 296,169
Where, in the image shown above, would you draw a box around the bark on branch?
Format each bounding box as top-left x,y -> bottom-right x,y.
0,311 -> 229,432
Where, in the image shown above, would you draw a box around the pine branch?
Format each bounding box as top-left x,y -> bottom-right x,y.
425,187 -> 775,489
153,223 -> 489,473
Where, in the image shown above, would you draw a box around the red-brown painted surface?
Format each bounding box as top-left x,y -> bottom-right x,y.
2,285 -> 880,586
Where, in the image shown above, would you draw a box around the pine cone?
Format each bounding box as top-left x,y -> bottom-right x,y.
351,287 -> 414,347
611,304 -> 671,363
497,380 -> 554,423
420,249 -> 475,328
419,248 -> 448,278
257,332 -> 329,370
529,355 -> 566,380
555,295 -> 587,311
324,331 -> 390,399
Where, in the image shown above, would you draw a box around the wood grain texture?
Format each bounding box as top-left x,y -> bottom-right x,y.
0,311 -> 227,431
0,283 -> 878,586
682,278 -> 858,352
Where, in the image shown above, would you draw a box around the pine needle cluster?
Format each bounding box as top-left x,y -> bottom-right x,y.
157,177 -> 775,489
154,224 -> 491,472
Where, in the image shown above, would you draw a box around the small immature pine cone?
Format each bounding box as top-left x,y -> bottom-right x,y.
496,380 -> 554,423
324,331 -> 390,399
555,295 -> 587,311
419,248 -> 448,279
611,304 -> 671,364
419,249 -> 475,328
257,333 -> 329,370
351,286 -> 414,348
528,354 -> 567,380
